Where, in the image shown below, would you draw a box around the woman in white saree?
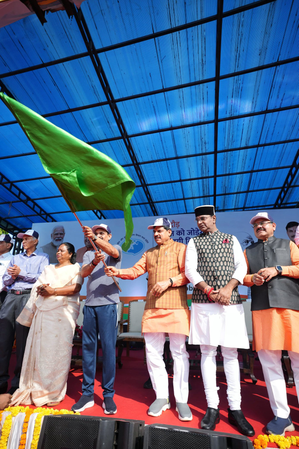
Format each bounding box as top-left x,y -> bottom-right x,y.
11,242 -> 83,407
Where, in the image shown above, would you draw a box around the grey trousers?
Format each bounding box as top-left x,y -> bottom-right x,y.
0,291 -> 30,390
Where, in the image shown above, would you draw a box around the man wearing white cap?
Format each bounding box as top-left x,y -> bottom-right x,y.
185,205 -> 254,436
0,234 -> 13,309
0,229 -> 49,394
72,224 -> 122,415
105,217 -> 192,422
243,212 -> 299,436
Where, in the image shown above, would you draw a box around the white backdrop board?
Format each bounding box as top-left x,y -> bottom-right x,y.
33,209 -> 298,298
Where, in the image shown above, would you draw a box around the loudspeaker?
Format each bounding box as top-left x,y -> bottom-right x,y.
37,415 -> 144,449
143,424 -> 252,449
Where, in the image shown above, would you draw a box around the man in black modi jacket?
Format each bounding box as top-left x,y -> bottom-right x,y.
243,212 -> 299,436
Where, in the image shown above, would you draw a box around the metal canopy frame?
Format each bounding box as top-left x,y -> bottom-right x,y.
0,0 -> 298,233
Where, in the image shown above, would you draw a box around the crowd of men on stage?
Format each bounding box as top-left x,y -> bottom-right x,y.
0,207 -> 298,438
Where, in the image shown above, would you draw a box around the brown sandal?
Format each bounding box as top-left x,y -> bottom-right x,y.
47,401 -> 61,407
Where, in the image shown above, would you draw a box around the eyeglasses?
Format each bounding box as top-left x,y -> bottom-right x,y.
252,221 -> 273,228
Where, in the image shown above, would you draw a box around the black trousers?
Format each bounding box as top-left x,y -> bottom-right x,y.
0,291 -> 30,390
0,290 -> 7,310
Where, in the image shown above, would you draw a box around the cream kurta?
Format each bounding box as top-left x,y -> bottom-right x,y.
11,263 -> 82,407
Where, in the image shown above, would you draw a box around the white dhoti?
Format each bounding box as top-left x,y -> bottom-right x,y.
190,303 -> 249,410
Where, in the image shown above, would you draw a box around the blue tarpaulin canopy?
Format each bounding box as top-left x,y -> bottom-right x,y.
0,0 -> 298,235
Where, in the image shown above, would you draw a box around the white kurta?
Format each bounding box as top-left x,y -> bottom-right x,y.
185,234 -> 249,349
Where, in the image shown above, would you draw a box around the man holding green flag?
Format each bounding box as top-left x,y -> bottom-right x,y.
0,93 -> 135,251
72,223 -> 122,414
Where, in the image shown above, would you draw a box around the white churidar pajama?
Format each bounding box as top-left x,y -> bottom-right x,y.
185,235 -> 249,411
200,345 -> 241,410
258,349 -> 299,418
144,332 -> 189,403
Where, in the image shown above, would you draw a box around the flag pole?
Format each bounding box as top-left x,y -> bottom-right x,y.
73,212 -> 121,292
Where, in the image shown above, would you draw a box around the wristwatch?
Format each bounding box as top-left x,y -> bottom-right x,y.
275,265 -> 283,275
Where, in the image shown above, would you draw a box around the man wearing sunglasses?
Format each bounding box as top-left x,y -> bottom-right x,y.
244,212 -> 299,436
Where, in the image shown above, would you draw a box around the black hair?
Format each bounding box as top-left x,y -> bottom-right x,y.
161,226 -> 172,236
59,242 -> 77,264
286,221 -> 299,230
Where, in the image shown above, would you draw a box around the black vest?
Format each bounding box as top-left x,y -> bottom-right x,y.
246,236 -> 299,311
191,230 -> 241,304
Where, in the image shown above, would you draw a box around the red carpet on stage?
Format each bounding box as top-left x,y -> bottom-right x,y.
8,347 -> 299,442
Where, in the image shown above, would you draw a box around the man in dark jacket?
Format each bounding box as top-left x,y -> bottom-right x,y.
244,212 -> 299,436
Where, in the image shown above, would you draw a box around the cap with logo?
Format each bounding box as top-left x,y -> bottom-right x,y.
17,230 -> 39,239
249,212 -> 274,225
0,234 -> 12,243
148,218 -> 172,230
92,224 -> 112,235
194,205 -> 215,217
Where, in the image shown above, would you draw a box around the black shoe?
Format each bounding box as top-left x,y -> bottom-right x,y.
228,408 -> 255,437
71,394 -> 94,412
102,397 -> 117,415
8,386 -> 18,395
0,383 -> 8,395
201,407 -> 220,430
143,377 -> 153,389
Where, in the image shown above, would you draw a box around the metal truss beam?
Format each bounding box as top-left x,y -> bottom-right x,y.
274,150 -> 299,208
213,0 -> 223,208
0,81 -> 14,98
133,165 -> 292,189
214,203 -> 299,213
1,56 -> 297,130
1,138 -> 298,167
0,172 -> 56,224
0,217 -> 22,235
93,210 -> 106,220
130,185 -> 299,207
1,163 -> 293,193
21,0 -> 46,25
86,104 -> 299,145
73,6 -> 157,216
0,0 -> 275,81
3,210 -> 106,220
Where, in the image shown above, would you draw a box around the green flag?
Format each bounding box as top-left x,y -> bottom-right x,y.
0,93 -> 135,251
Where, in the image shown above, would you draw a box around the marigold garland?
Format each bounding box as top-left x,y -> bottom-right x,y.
254,434 -> 299,449
0,406 -> 79,449
18,407 -> 35,449
0,413 -> 12,449
30,408 -> 78,449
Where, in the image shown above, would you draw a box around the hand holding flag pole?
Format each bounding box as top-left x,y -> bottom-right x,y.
73,212 -> 121,291
0,93 -> 135,293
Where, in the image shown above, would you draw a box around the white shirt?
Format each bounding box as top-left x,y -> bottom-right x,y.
185,233 -> 247,287
0,251 -> 13,291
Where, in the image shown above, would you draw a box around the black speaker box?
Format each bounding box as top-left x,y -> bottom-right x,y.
143,424 -> 252,449
37,415 -> 144,449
